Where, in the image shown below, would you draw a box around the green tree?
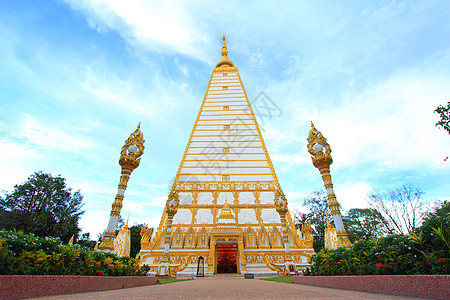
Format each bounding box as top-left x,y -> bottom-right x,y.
342,208 -> 386,242
293,191 -> 332,252
435,101 -> 450,135
0,171 -> 84,241
129,224 -> 143,258
75,232 -> 96,249
418,200 -> 450,258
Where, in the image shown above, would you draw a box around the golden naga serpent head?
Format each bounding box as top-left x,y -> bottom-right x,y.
302,222 -> 313,236
166,188 -> 180,215
119,123 -> 145,171
307,122 -> 333,169
274,187 -> 288,213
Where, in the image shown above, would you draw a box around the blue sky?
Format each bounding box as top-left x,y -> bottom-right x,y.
1,0 -> 449,237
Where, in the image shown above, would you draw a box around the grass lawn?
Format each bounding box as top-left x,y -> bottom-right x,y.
156,278 -> 194,284
261,276 -> 294,284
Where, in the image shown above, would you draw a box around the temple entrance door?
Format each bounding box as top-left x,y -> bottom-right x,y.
216,244 -> 238,274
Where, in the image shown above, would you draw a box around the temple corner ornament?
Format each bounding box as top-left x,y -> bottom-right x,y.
273,187 -> 296,274
98,124 -> 145,252
324,217 -> 339,250
307,122 -> 352,248
113,219 -> 131,257
157,188 -> 180,275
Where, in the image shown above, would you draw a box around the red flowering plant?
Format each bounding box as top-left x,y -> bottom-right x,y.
306,234 -> 441,276
306,201 -> 450,276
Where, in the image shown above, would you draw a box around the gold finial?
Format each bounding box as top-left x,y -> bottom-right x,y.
124,214 -> 130,229
221,35 -> 228,57
215,34 -> 234,69
326,217 -> 332,229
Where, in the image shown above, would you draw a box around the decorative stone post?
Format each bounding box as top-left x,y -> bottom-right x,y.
238,236 -> 248,274
98,124 -> 145,252
274,188 -> 295,274
307,122 -> 351,247
206,238 -> 216,276
158,189 -> 179,275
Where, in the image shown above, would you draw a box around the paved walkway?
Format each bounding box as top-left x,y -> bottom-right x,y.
38,278 -> 418,299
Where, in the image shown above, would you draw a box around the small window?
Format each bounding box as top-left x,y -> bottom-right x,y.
222,175 -> 230,181
223,86 -> 228,90
223,72 -> 227,76
223,106 -> 229,111
223,125 -> 230,130
222,147 -> 229,154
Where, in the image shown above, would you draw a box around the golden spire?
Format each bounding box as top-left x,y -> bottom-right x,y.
326,217 -> 332,229
221,34 -> 228,57
124,215 -> 130,230
215,35 -> 234,69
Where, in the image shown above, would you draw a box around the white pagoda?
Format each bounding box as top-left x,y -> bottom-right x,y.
138,36 -> 315,276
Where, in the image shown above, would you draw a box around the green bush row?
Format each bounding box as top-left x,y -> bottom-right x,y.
0,230 -> 149,276
306,234 -> 449,276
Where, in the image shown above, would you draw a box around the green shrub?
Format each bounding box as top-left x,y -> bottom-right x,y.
307,202 -> 450,276
307,234 -> 449,276
0,230 -> 150,276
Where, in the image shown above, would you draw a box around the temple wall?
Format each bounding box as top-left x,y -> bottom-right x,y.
217,192 -> 233,204
179,192 -> 193,205
172,209 -> 192,225
183,160 -> 269,168
238,192 -> 255,204
238,209 -> 257,223
183,153 -> 266,161
195,209 -> 214,224
185,146 -> 263,154
179,167 -> 271,175
194,124 -> 258,131
190,136 -> 259,142
261,209 -> 281,223
259,192 -> 275,204
197,193 -> 213,205
201,109 -> 251,115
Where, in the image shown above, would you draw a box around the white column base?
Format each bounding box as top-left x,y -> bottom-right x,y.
284,261 -> 296,275
158,262 -> 171,276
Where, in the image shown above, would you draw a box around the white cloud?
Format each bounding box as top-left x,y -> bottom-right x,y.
63,0 -> 213,62
314,70 -> 450,172
18,114 -> 95,153
335,182 -> 372,211
0,140 -> 42,191
286,191 -> 310,206
263,53 -> 450,175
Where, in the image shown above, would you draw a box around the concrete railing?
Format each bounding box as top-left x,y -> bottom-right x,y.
0,275 -> 157,299
294,275 -> 449,300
